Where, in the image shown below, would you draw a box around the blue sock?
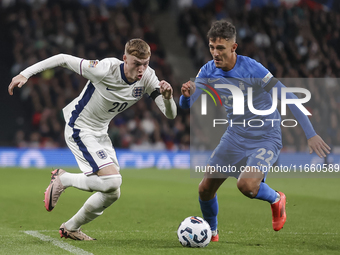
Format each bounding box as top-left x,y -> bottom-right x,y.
254,182 -> 277,203
199,195 -> 218,231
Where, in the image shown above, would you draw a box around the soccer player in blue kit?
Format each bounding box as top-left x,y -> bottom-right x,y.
180,20 -> 330,241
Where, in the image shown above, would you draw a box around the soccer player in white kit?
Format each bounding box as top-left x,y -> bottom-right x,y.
8,39 -> 177,240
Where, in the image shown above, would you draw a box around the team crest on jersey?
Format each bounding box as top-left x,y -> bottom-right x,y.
96,150 -> 107,159
238,81 -> 245,91
132,87 -> 144,99
89,60 -> 98,68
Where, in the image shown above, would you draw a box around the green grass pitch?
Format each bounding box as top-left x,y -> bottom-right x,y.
0,167 -> 339,255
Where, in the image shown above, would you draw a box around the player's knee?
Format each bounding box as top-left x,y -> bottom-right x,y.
198,182 -> 214,201
84,189 -> 121,213
237,178 -> 257,198
103,188 -> 121,209
100,174 -> 122,193
105,188 -> 121,203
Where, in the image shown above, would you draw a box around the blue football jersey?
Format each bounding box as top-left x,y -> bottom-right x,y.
192,55 -> 281,138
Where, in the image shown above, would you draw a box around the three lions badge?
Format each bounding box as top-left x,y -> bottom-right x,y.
96,150 -> 107,159
132,87 -> 144,99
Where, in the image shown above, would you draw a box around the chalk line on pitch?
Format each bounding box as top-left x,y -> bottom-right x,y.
24,231 -> 94,255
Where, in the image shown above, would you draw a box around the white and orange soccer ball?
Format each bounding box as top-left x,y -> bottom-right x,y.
177,216 -> 212,248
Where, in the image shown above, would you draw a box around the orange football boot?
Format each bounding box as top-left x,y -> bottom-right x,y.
271,191 -> 286,231
211,230 -> 219,242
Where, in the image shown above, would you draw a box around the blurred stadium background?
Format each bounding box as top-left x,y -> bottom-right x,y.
0,0 -> 340,169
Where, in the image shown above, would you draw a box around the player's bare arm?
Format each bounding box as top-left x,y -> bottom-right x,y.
8,74 -> 28,95
181,80 -> 196,97
308,135 -> 331,158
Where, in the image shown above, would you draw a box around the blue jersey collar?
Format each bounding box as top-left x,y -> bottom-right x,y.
120,63 -> 137,85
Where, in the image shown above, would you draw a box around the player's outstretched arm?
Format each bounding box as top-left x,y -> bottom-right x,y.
154,80 -> 177,119
181,80 -> 196,97
308,135 -> 331,158
268,80 -> 331,158
179,81 -> 197,109
8,74 -> 28,95
8,54 -> 102,95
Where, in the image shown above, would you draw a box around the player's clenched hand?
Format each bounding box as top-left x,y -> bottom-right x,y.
308,135 -> 331,158
159,80 -> 173,99
8,74 -> 28,95
181,81 -> 195,97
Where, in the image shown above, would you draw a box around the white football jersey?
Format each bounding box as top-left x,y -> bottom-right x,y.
62,57 -> 160,134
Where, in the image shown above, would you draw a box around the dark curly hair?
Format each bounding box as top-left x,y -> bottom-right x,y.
207,20 -> 236,41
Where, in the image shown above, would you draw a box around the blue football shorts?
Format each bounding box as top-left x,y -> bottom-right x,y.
207,129 -> 282,181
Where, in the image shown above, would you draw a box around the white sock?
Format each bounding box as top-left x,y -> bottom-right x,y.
60,173 -> 122,193
211,229 -> 218,236
65,189 -> 120,231
271,192 -> 281,204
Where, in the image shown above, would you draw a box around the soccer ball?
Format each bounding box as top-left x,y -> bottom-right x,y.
177,216 -> 212,248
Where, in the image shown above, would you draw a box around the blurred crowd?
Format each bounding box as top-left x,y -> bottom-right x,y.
4,0 -> 340,152
6,1 -> 189,151
178,0 -> 340,152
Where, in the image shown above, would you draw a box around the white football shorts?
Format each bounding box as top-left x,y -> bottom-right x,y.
64,124 -> 120,175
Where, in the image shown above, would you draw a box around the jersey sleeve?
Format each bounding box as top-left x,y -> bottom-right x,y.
80,58 -> 112,83
191,66 -> 207,104
196,66 -> 208,80
144,67 -> 160,96
20,54 -> 111,84
273,81 -> 317,139
247,58 -> 274,89
20,54 -> 83,79
180,66 -> 207,108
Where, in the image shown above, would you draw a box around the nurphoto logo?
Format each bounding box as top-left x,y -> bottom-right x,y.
200,84 -> 312,128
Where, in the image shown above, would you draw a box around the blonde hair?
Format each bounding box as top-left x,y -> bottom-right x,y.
125,39 -> 151,59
